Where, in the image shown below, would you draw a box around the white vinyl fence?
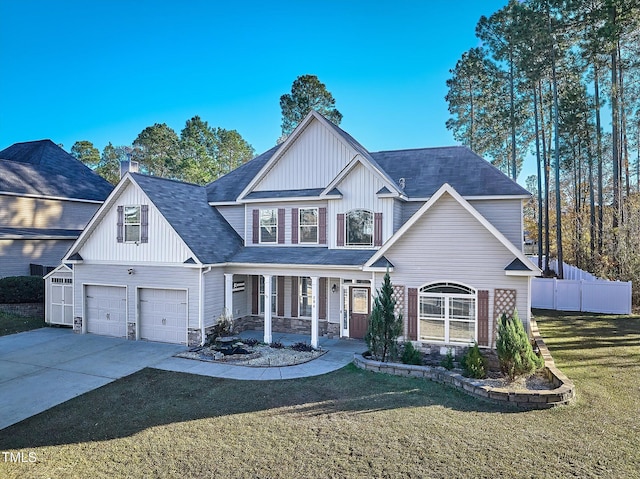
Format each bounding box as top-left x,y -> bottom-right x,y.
529,257 -> 632,315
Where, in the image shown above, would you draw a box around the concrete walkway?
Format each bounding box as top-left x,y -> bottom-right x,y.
0,328 -> 365,430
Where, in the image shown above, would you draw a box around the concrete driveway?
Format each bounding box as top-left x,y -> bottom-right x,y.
0,328 -> 184,430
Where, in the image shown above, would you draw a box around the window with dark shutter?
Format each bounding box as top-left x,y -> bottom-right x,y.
278,208 -> 285,244
291,277 -> 299,317
277,276 -> 285,316
319,277 -> 327,320
477,290 -> 489,347
407,288 -> 418,340
252,210 -> 259,244
336,213 -> 345,246
117,206 -> 124,243
374,212 -> 383,246
319,207 -> 327,244
291,208 -> 299,244
140,205 -> 149,243
252,276 -> 259,315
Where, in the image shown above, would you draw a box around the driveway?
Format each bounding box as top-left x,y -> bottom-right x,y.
0,328 -> 184,430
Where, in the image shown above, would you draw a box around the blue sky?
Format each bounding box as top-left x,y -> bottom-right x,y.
1,1 -> 533,181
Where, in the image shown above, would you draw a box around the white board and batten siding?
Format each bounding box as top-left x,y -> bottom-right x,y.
381,193 -> 530,339
254,119 -> 358,191
78,182 -> 192,264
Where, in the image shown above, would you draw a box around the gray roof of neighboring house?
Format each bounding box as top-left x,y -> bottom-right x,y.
131,173 -> 243,264
0,140 -> 113,201
370,146 -> 530,197
0,227 -> 81,239
231,247 -> 377,266
205,145 -> 279,203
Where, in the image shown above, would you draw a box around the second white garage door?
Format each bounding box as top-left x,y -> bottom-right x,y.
139,288 -> 187,344
86,285 -> 127,338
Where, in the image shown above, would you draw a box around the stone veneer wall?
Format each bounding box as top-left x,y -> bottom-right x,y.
0,303 -> 44,319
234,315 -> 340,338
353,317 -> 575,410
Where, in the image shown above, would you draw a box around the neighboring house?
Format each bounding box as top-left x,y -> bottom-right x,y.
53,111 -> 539,351
0,140 -> 113,278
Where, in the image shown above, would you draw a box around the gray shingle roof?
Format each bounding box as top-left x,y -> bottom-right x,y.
245,188 -> 324,199
0,140 -> 113,201
505,258 -> 534,271
0,227 -> 81,239
131,173 -> 243,264
231,247 -> 376,266
370,146 -> 529,197
206,146 -> 278,202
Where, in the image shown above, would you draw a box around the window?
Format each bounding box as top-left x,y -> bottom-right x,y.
299,276 -> 312,317
124,206 -> 141,242
346,209 -> 373,246
259,276 -> 277,315
299,208 -> 318,244
259,209 -> 277,243
418,282 -> 476,343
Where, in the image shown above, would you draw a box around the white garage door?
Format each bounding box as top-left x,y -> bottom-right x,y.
85,285 -> 127,337
139,288 -> 187,344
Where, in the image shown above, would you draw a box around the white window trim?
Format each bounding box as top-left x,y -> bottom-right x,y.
259,208 -> 278,244
299,207 -> 319,245
299,276 -> 312,318
418,282 -> 477,345
345,209 -> 374,248
259,276 -> 277,315
124,205 -> 141,243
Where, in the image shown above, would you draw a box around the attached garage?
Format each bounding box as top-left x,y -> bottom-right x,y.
139,288 -> 187,344
85,285 -> 127,337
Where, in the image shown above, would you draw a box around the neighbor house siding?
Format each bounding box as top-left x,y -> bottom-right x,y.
0,195 -> 99,230
73,264 -> 201,331
0,239 -> 74,277
469,198 -> 524,249
79,182 -> 193,263
215,205 -> 245,240
401,201 -> 424,226
382,193 -> 529,341
253,119 -> 358,191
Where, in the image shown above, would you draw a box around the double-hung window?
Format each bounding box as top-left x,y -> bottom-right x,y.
299,208 -> 318,244
259,209 -> 277,243
346,209 -> 373,247
259,276 -> 277,315
124,206 -> 141,243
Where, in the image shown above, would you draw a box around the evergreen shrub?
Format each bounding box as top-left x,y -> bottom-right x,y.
461,343 -> 487,379
496,309 -> 544,380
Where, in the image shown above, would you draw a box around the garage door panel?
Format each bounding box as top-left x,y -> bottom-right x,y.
139,288 -> 187,344
86,285 -> 127,338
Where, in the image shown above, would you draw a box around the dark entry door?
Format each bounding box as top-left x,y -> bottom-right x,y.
349,287 -> 370,339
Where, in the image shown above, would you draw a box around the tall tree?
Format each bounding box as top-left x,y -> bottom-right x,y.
279,74 -> 342,139
97,143 -> 124,185
133,123 -> 180,178
70,140 -> 100,169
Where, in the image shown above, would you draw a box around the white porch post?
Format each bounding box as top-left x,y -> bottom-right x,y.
224,273 -> 233,318
311,276 -> 319,348
263,274 -> 272,344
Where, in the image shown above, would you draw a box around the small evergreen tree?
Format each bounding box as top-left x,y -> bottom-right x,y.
401,342 -> 422,365
496,309 -> 543,381
461,343 -> 488,379
365,272 -> 403,362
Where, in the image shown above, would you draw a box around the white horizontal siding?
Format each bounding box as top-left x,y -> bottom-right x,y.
0,195 -> 99,229
0,239 -> 74,277
468,198 -> 523,249
216,205 -> 245,240
383,193 -> 529,339
79,182 -> 192,263
203,270 -> 224,329
73,263 -> 202,330
255,119 -> 357,191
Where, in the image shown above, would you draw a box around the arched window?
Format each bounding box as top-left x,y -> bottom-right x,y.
346,209 -> 373,246
418,282 -> 476,343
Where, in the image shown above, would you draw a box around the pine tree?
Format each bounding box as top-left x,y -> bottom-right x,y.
364,272 -> 403,362
496,310 -> 543,380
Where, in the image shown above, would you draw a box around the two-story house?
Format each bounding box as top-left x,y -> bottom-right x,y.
52,111 -> 539,351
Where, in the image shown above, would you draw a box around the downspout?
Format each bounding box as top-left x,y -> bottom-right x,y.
199,266 -> 212,346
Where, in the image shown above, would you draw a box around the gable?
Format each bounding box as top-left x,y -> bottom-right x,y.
333,162 -> 389,212
252,117 -> 360,192
72,181 -> 194,264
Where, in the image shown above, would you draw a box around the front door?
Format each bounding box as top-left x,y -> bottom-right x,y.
349,287 -> 370,339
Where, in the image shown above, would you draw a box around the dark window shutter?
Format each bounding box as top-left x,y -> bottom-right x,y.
319,207 -> 327,244
277,276 -> 285,316
116,205 -> 124,243
291,277 -> 299,317
251,276 -> 259,315
278,208 -> 285,244
407,288 -> 418,340
252,209 -> 259,244
319,277 -> 327,320
336,213 -> 345,246
477,290 -> 489,347
374,212 -> 383,246
291,208 -> 299,244
140,205 -> 149,243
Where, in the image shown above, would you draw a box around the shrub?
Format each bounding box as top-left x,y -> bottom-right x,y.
205,309 -> 234,345
270,341 -> 284,349
291,342 -> 314,352
365,272 -> 403,362
440,349 -> 455,370
461,343 -> 487,379
496,310 -> 544,381
400,342 -> 422,365
0,276 -> 44,304
243,338 -> 259,347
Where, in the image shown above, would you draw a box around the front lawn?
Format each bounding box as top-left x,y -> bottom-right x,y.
1,310 -> 638,478
0,310 -> 45,336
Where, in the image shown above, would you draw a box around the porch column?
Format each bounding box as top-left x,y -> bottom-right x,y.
263,274 -> 273,344
224,273 -> 233,318
311,276 -> 319,348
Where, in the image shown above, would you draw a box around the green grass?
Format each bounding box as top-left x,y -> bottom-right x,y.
1,310 -> 639,478
0,310 -> 45,336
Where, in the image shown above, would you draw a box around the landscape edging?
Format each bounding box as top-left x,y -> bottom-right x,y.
352,318 -> 575,410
